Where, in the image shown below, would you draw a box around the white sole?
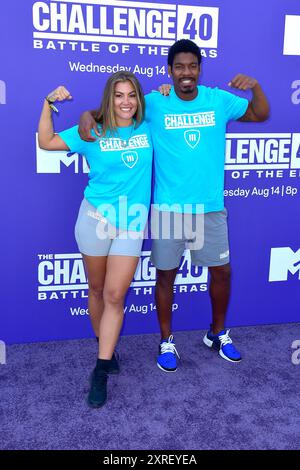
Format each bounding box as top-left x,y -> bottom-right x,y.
203,334 -> 213,348
156,362 -> 177,373
203,334 -> 241,363
219,349 -> 241,362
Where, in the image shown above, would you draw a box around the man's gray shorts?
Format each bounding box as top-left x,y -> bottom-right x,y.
150,209 -> 230,270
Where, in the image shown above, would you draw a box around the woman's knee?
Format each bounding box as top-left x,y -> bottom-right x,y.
103,288 -> 125,307
88,283 -> 104,301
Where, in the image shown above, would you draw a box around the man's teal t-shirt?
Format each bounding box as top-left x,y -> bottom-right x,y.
145,85 -> 248,213
59,121 -> 153,231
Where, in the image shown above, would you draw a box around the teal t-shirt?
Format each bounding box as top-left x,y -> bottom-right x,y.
145,85 -> 248,213
59,121 -> 153,231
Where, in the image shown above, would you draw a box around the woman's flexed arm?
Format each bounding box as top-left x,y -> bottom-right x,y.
38,85 -> 72,150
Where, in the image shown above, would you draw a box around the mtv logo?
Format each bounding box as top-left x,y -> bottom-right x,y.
269,247 -> 300,282
0,340 -> 6,365
0,80 -> 6,104
283,15 -> 300,56
36,134 -> 89,173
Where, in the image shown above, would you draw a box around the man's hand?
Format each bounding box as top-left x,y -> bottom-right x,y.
78,111 -> 100,142
228,74 -> 258,91
158,84 -> 171,96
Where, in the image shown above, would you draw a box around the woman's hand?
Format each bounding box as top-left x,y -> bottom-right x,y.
46,85 -> 72,103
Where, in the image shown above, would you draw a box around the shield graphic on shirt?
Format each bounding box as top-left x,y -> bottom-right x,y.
121,151 -> 138,169
184,129 -> 200,149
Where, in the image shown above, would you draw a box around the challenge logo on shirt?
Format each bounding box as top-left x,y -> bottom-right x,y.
99,134 -> 150,151
164,112 -> 215,148
122,151 -> 139,169
164,112 -> 216,130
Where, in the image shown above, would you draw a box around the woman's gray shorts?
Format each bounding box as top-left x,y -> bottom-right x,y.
150,208 -> 230,269
75,198 -> 144,257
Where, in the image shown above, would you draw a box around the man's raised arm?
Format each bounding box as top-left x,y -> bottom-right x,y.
78,110 -> 100,141
229,74 -> 269,122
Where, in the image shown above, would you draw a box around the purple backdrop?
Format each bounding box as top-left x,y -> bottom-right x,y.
1,0 -> 299,344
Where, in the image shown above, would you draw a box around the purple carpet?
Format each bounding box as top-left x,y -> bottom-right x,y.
1,323 -> 300,450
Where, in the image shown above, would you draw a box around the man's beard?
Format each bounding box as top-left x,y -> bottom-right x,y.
181,87 -> 194,94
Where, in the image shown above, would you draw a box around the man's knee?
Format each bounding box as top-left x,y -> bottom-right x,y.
156,268 -> 178,289
209,264 -> 231,284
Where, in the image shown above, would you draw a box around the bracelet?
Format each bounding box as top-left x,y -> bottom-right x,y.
45,97 -> 58,113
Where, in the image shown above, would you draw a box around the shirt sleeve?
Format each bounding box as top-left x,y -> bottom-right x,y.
144,93 -> 153,123
218,89 -> 249,122
58,125 -> 86,154
145,91 -> 162,123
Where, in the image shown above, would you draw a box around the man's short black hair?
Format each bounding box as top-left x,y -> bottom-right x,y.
168,39 -> 202,68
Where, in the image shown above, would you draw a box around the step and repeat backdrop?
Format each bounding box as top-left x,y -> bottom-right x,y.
0,0 -> 299,343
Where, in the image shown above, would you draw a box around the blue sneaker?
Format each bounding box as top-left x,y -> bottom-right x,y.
157,335 -> 180,372
203,328 -> 241,362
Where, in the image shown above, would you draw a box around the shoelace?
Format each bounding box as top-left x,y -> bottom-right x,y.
218,329 -> 233,347
160,335 -> 180,358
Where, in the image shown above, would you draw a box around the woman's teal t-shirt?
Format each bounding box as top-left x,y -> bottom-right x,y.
59,121 -> 153,231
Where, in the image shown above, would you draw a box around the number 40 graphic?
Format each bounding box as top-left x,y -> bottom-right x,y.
176,6 -> 219,49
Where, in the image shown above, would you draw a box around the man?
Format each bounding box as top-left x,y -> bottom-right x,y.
79,39 -> 269,372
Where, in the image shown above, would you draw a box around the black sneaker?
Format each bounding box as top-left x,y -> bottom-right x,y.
108,352 -> 120,374
95,338 -> 120,375
87,368 -> 108,408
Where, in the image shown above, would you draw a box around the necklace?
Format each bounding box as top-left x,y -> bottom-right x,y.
119,124 -> 134,148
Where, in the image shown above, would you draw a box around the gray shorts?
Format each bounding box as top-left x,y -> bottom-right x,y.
150,209 -> 229,269
75,198 -> 143,257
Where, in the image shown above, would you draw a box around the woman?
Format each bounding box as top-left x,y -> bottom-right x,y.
38,72 -> 153,408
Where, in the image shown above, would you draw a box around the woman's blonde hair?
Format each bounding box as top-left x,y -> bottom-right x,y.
95,71 -> 145,136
